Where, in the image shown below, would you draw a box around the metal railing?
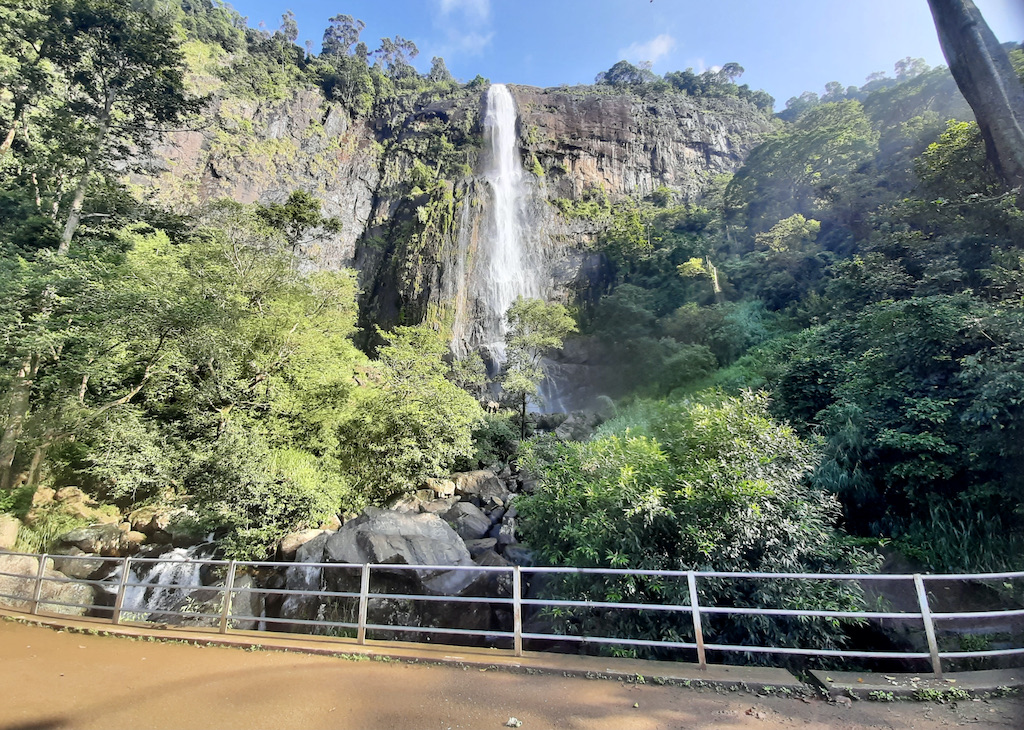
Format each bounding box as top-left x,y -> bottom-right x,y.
2,549 -> 1022,675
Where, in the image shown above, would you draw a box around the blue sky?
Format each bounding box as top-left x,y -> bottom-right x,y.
228,0 -> 1024,108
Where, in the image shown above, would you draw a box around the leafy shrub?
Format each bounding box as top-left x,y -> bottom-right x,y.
518,390 -> 877,659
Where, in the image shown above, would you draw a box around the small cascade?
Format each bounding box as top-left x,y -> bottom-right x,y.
460,84 -> 546,369
113,545 -> 211,619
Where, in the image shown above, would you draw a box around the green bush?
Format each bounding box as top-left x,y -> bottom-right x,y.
518,390 -> 877,658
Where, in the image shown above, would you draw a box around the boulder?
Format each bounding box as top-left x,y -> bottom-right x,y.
59,524 -> 124,555
442,502 -> 492,541
122,531 -> 148,553
278,529 -> 328,561
229,572 -> 265,631
464,538 -> 498,558
387,491 -> 429,513
0,554 -> 96,616
553,411 -> 604,442
128,505 -> 178,535
51,548 -> 108,580
451,469 -> 510,507
0,514 -> 20,550
323,507 -> 473,568
502,544 -> 535,566
495,517 -> 518,548
295,531 -> 331,563
424,477 -> 456,498
421,497 -> 459,515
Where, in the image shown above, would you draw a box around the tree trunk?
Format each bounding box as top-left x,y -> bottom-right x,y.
927,0 -> 1024,193
59,90 -> 115,253
0,353 -> 40,490
0,100 -> 24,156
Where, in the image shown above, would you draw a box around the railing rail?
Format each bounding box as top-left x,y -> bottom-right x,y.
2,548 -> 1022,675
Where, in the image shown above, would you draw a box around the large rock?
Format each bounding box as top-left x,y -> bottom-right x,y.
451,470 -> 510,507
323,507 -> 472,568
59,524 -> 124,555
442,502 -> 492,541
0,514 -> 20,550
0,554 -> 97,616
278,529 -> 329,561
51,548 -> 109,580
128,505 -> 179,535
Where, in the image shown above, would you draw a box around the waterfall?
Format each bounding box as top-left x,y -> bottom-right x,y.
114,545 -> 210,619
474,83 -> 544,368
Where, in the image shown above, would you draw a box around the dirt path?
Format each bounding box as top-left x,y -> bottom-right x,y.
0,620 -> 1020,730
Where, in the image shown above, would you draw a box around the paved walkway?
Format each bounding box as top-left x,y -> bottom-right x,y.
2,619 -> 1022,729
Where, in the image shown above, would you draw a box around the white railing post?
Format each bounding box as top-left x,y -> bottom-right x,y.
513,566 -> 523,657
112,556 -> 131,625
687,571 -> 707,670
29,554 -> 48,615
914,574 -> 942,677
219,560 -> 237,634
357,563 -> 370,645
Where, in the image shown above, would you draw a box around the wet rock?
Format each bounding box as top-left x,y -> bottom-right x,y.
495,517 -> 518,548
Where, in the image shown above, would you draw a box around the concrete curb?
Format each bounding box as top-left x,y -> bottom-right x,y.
808,669 -> 1024,701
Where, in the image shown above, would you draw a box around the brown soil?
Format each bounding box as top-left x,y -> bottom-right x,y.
0,620 -> 1021,730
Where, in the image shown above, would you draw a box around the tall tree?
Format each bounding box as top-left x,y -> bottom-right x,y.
47,0 -> 200,252
927,0 -> 1024,193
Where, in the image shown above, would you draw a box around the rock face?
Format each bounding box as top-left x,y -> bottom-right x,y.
0,514 -> 19,550
514,87 -> 773,200
133,83 -> 772,350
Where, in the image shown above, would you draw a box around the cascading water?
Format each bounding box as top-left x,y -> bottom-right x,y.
473,83 -> 545,367
112,545 -> 210,619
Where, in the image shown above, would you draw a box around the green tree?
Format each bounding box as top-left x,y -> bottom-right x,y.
501,297 -> 577,437
754,214 -> 821,252
45,0 -> 201,251
254,190 -> 341,254
518,391 -> 877,656
927,0 -> 1024,193
334,326 -> 483,504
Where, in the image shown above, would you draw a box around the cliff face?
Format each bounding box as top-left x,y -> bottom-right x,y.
513,86 -> 775,200
134,83 -> 774,342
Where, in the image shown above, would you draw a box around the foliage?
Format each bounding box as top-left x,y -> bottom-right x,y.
500,297 -> 577,436
518,391 -> 877,657
334,326 -> 483,504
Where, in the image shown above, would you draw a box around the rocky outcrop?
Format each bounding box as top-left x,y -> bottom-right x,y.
0,554 -> 96,616
135,88 -> 380,270
513,86 -> 774,200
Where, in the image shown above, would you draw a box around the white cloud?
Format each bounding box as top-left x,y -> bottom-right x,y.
617,33 -> 677,65
439,0 -> 491,21
433,0 -> 493,58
